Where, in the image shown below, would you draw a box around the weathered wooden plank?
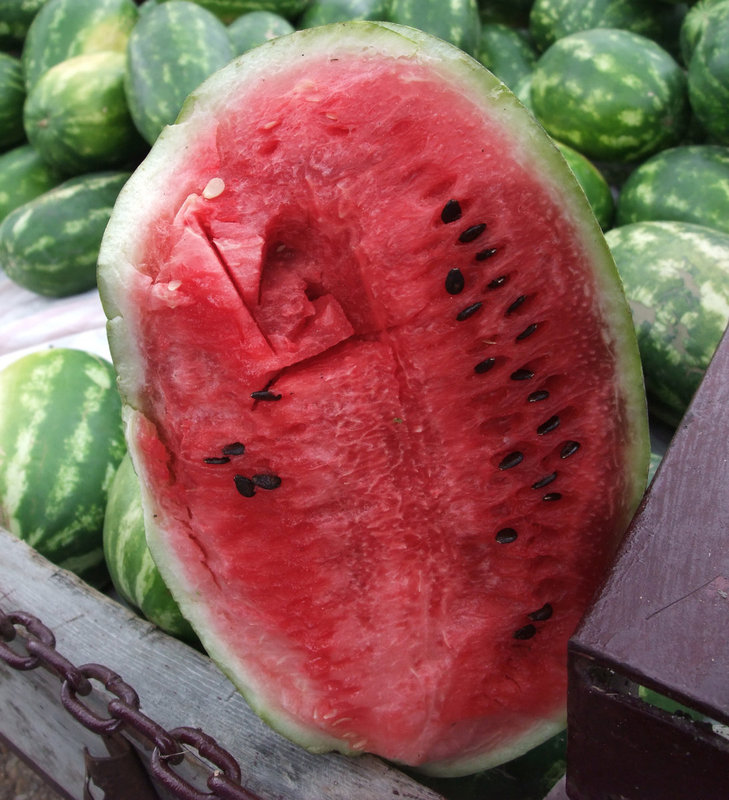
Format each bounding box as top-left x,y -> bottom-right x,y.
0,527 -> 445,800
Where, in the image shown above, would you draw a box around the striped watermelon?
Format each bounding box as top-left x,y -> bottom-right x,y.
0,0 -> 49,50
475,23 -> 538,91
528,0 -> 687,55
21,0 -> 138,91
554,141 -> 614,231
299,0 -> 388,27
0,170 -> 129,297
0,144 -> 62,224
687,1 -> 729,145
23,51 -> 145,176
104,453 -> 198,642
156,0 -> 308,23
0,348 -> 126,587
125,1 -> 235,144
531,28 -> 689,163
386,0 -> 482,56
616,145 -> 729,234
228,11 -> 294,54
606,220 -> 729,428
679,0 -> 726,65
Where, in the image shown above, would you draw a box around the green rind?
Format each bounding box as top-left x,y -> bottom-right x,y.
0,53 -> 25,151
98,21 -> 649,776
227,10 -> 294,55
386,0 -> 482,56
0,144 -> 63,224
687,2 -> 729,145
298,0 -> 389,27
531,28 -> 690,163
616,145 -> 729,234
21,0 -> 138,91
103,453 -> 198,642
23,51 -> 145,176
0,170 -> 129,297
554,140 -> 614,231
0,348 -> 126,587
124,0 -> 235,145
606,220 -> 729,428
475,23 -> 538,90
528,0 -> 687,55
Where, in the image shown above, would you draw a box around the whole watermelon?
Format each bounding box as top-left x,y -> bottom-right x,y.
0,348 -> 126,587
98,21 -> 648,775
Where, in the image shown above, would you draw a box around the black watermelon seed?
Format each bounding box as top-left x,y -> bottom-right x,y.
487,275 -> 507,288
222,442 -> 246,456
474,357 -> 496,374
252,473 -> 282,490
458,223 -> 487,243
528,390 -> 550,402
445,268 -> 465,295
506,295 -> 527,315
498,451 -> 524,470
251,390 -> 282,401
456,301 -> 482,321
511,368 -> 534,381
496,527 -> 518,543
441,199 -> 462,223
204,456 -> 231,464
476,248 -> 497,261
529,603 -> 553,622
532,472 -> 557,489
537,415 -> 560,435
560,441 -> 580,459
514,624 -> 537,640
516,323 -> 538,341
542,492 -> 562,502
234,475 -> 255,497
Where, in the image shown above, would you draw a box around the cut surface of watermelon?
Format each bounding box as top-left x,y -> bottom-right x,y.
98,22 -> 648,776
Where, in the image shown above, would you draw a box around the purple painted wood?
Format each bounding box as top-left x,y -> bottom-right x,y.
565,325 -> 729,799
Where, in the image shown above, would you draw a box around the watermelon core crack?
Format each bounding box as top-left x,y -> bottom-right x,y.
100,23 -> 648,776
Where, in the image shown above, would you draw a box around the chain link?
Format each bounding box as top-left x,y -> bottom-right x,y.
0,605 -> 261,800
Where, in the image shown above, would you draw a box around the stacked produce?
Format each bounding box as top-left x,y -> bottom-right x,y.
0,0 -> 727,794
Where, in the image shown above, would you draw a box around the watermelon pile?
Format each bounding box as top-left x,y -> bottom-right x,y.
0,0 -> 728,794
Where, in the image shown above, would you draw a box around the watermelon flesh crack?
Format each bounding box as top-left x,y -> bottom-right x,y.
99,23 -> 648,776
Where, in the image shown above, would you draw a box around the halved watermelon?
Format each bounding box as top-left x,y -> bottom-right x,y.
97,21 -> 649,776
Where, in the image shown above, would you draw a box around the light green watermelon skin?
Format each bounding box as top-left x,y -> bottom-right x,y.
528,0 -> 687,55
0,170 -> 129,297
0,144 -> 63,224
104,453 -> 198,643
21,0 -> 138,91
125,1 -> 235,145
531,28 -> 690,163
23,51 -> 146,176
616,145 -> 729,235
227,10 -> 294,55
0,348 -> 126,587
606,220 -> 729,428
386,0 -> 482,56
0,53 -> 25,151
554,140 -> 614,231
687,2 -> 729,145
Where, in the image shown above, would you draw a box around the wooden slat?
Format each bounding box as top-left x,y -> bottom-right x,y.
0,527 -> 445,800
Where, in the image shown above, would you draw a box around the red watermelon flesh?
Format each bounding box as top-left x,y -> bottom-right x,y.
99,22 -> 649,775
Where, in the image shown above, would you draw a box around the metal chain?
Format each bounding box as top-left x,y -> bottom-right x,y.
0,605 -> 261,800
